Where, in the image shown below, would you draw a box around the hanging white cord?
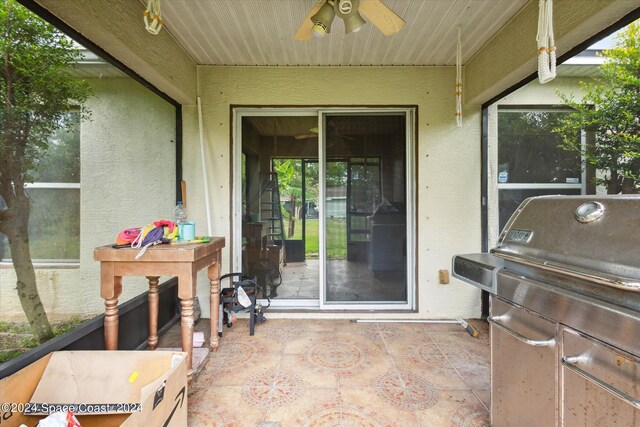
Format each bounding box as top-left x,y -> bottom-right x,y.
197,97 -> 213,236
455,27 -> 463,127
135,241 -> 159,260
130,228 -> 158,259
537,0 -> 556,83
144,0 -> 163,35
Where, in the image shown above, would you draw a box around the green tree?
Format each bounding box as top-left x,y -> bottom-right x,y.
0,0 -> 90,342
554,22 -> 640,194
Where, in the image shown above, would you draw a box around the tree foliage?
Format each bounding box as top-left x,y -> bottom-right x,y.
554,22 -> 640,194
0,0 -> 91,342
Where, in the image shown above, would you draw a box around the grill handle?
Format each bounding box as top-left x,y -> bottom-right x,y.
491,251 -> 640,292
562,356 -> 640,410
487,316 -> 555,347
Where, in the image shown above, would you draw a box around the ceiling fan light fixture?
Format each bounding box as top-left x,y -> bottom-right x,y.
343,11 -> 367,34
311,1 -> 336,38
311,22 -> 329,38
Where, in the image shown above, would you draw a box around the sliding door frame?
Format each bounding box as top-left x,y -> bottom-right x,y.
318,108 -> 416,311
233,108 -> 318,308
233,107 -> 416,310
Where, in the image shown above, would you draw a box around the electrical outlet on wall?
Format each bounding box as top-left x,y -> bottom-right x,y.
438,269 -> 450,284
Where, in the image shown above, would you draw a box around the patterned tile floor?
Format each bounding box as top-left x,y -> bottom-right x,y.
160,318 -> 490,427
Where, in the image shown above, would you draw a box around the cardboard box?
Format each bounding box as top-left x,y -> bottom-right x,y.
0,351 -> 187,427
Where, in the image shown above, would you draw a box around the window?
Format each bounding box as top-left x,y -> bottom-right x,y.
497,108 -> 584,230
0,112 -> 80,263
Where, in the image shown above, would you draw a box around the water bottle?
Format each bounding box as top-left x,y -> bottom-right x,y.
174,201 -> 187,224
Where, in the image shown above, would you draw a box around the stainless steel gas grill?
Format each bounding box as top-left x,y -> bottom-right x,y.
452,196 -> 640,427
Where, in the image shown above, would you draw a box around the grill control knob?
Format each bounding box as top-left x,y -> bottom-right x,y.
575,201 -> 605,223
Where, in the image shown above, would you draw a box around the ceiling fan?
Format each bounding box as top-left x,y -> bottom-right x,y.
294,125 -> 356,141
294,127 -> 319,140
294,0 -> 405,41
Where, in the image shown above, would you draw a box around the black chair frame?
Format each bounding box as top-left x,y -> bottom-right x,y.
218,272 -> 258,336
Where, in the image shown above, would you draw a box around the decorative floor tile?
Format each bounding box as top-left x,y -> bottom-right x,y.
280,354 -> 339,388
263,388 -> 342,426
451,363 -> 491,391
217,321 -> 248,342
285,319 -> 338,332
382,330 -> 441,357
372,370 -> 440,411
340,387 -> 422,427
332,331 -> 388,354
188,385 -> 267,427
377,322 -> 432,333
472,389 -> 491,412
414,390 -> 489,427
308,341 -> 368,374
234,333 -> 287,354
430,332 -> 489,355
339,354 -> 398,388
242,369 -> 305,408
282,331 -> 335,354
209,354 -> 282,386
394,355 -> 469,390
333,320 -> 383,336
184,319 -> 490,426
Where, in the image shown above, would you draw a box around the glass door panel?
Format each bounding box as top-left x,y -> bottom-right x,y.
240,115 -> 318,301
323,114 -> 407,303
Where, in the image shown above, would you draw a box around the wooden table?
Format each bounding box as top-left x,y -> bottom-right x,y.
94,238 -> 225,378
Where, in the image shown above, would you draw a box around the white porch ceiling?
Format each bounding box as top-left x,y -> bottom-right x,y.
160,0 -> 529,66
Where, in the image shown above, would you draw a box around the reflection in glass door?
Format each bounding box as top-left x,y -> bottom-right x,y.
240,115 -> 319,302
323,114 -> 408,303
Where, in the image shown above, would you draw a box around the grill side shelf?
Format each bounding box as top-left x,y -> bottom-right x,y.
452,253 -> 503,293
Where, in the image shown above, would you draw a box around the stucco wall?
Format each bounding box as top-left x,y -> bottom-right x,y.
183,66 -> 483,319
466,0 -> 637,104
35,0 -> 197,104
0,77 -> 176,321
486,76 -> 591,247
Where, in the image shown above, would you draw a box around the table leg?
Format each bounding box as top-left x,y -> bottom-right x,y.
147,276 -> 160,350
104,275 -> 123,350
180,297 -> 195,379
208,251 -> 221,351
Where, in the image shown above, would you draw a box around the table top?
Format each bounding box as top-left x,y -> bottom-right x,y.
94,237 -> 225,262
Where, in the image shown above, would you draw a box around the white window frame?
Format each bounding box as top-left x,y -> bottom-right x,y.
0,182 -> 81,266
490,107 -> 587,246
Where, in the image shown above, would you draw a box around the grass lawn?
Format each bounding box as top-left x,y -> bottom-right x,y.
0,317 -> 88,363
289,218 -> 346,259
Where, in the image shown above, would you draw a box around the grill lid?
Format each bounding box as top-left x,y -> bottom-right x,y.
491,196 -> 640,291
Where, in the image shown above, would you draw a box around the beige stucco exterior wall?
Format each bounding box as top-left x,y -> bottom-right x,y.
34,0 -> 197,104
465,0 -> 637,105
0,77 -> 176,321
182,66 -> 483,319
486,76 -> 591,248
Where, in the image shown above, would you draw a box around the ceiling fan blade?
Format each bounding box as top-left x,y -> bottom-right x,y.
294,133 -> 318,140
359,0 -> 405,36
294,0 -> 326,41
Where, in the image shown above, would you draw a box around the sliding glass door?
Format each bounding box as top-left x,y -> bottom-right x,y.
234,108 -> 414,310
319,112 -> 413,308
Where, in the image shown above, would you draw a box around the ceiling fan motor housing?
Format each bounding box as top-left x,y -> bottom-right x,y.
295,0 -> 405,41
338,0 -> 353,14
335,0 -> 366,34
